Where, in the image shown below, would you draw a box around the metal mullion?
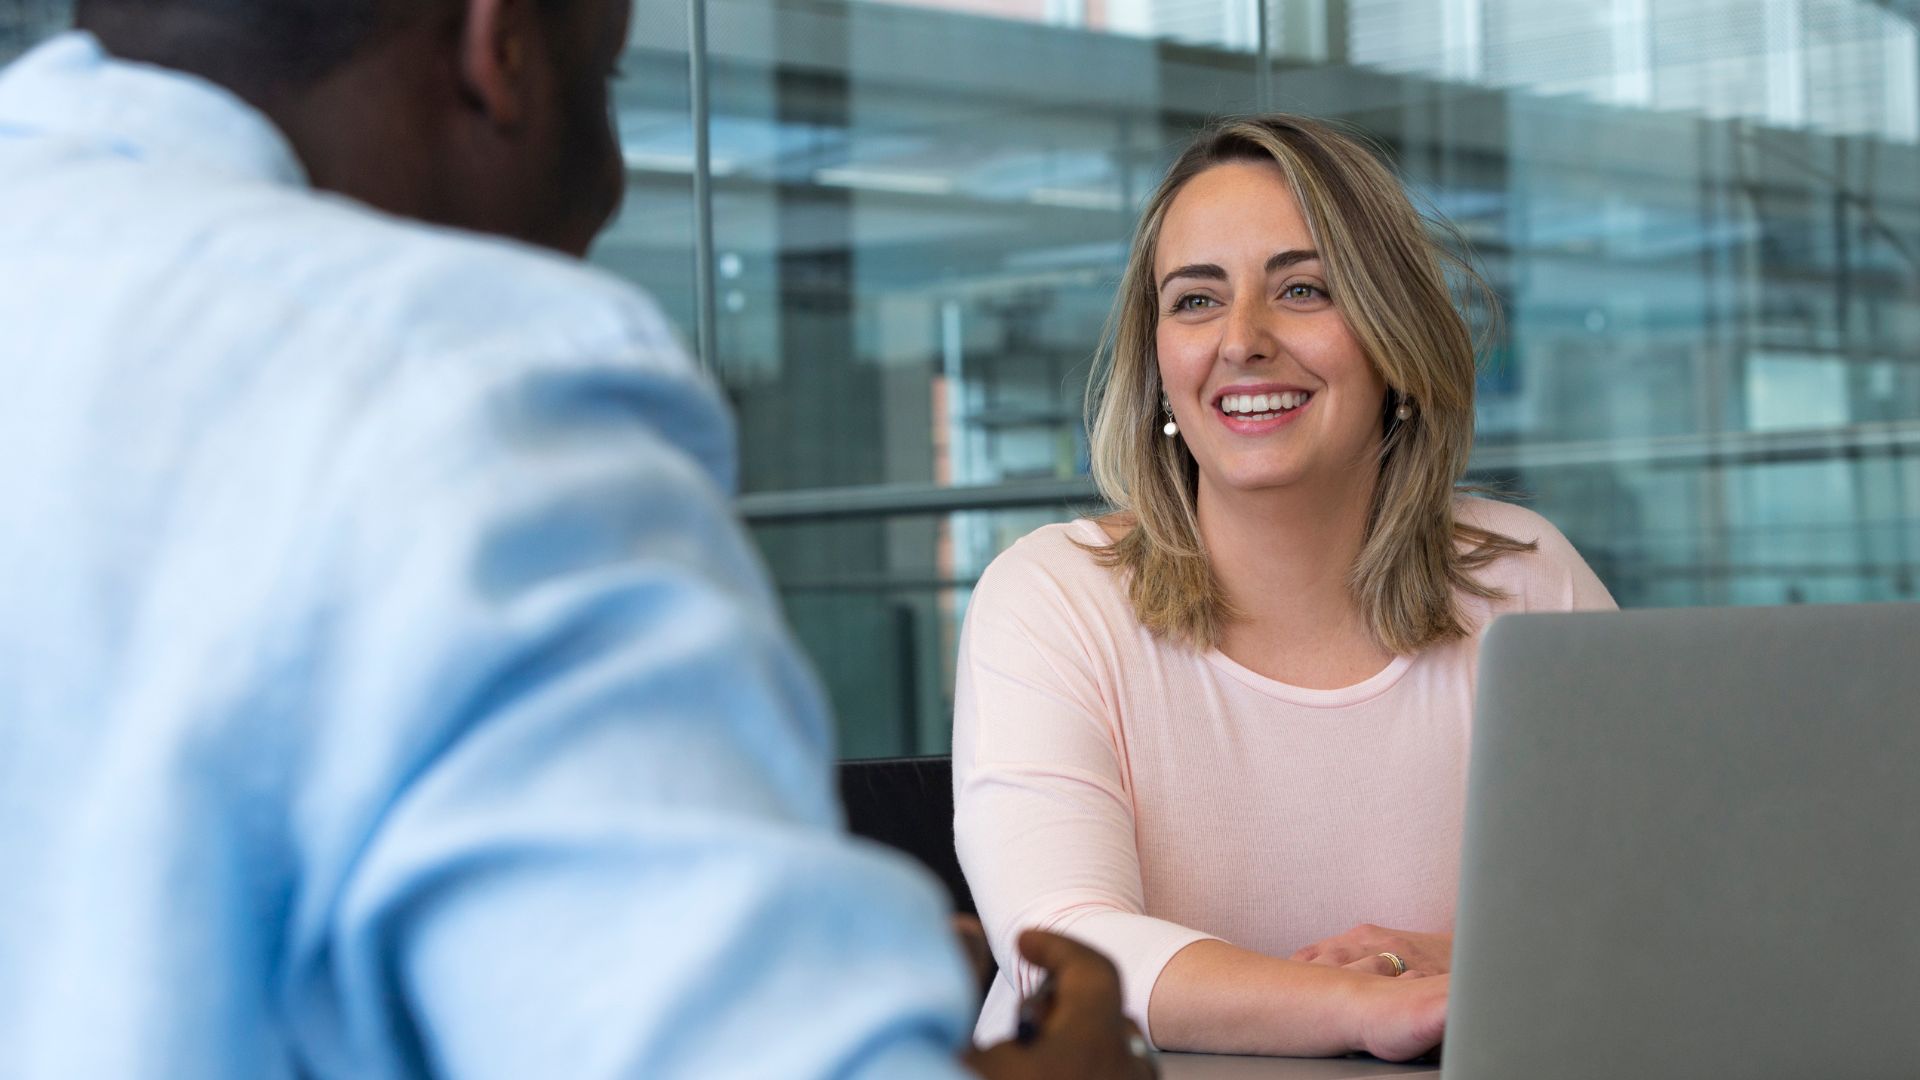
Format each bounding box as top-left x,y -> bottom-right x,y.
1256,0 -> 1273,109
687,0 -> 718,375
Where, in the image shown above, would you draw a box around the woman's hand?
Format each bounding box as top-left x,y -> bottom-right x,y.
1351,973 -> 1448,1062
1291,924 -> 1452,978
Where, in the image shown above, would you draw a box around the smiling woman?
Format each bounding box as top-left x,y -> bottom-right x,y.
1090,117 -> 1535,657
951,114 -> 1618,1060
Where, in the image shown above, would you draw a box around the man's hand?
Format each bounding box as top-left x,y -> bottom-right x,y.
1290,924 -> 1451,978
963,930 -> 1156,1080
953,914 -> 996,1003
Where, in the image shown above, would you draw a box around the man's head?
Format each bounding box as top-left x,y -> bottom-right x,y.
75,0 -> 632,255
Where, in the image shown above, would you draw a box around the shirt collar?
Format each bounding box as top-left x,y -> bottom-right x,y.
0,31 -> 308,189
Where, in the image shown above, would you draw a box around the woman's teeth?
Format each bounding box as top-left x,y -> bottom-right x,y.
1218,391 -> 1309,418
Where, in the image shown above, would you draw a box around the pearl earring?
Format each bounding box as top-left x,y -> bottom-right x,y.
1395,398 -> 1415,422
1161,397 -> 1179,437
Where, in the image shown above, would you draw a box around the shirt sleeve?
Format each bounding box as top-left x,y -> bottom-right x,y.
1460,497 -> 1619,614
951,539 -> 1216,1048
1543,525 -> 1619,612
282,328 -> 976,1080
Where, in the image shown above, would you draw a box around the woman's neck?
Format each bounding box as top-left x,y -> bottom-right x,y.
1196,470 -> 1390,685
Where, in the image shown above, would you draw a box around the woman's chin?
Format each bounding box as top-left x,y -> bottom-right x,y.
1200,466 -> 1312,500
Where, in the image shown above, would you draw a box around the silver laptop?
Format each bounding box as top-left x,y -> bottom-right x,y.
1443,603 -> 1920,1080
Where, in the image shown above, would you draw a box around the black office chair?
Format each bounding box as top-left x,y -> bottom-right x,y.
837,755 -> 975,916
838,755 -> 996,1001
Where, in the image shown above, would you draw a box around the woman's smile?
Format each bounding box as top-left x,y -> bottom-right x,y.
1214,385 -> 1314,433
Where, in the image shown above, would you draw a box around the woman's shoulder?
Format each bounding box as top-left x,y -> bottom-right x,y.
1454,495 -> 1565,547
979,518 -> 1116,590
960,518 -> 1136,664
1453,495 -> 1616,613
969,518 -> 1133,628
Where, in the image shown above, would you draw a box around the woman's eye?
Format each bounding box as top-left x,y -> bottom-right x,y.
1282,283 -> 1325,302
1170,294 -> 1217,313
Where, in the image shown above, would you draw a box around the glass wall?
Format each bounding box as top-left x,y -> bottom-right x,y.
0,1 -> 67,60
9,1 -> 1917,758
643,0 -> 1920,757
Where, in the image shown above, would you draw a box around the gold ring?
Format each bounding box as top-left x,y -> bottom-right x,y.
1377,951 -> 1406,976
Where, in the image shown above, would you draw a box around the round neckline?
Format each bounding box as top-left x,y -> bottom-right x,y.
1065,517 -> 1416,709
1202,647 -> 1414,709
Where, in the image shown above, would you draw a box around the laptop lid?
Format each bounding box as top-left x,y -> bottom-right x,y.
1443,603 -> 1920,1080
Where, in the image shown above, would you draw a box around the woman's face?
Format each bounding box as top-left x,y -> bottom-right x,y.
1153,160 -> 1388,504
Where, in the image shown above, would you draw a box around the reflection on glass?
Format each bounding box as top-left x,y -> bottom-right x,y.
592,7 -> 698,335
754,507 -> 1075,759
696,0 -> 1919,756
0,1 -> 67,62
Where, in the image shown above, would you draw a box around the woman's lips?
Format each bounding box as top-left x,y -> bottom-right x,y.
1213,391 -> 1312,434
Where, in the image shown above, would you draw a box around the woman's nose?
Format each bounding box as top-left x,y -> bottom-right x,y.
1217,296 -> 1275,366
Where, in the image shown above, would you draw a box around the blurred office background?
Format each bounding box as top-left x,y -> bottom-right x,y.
9,0 -> 1917,758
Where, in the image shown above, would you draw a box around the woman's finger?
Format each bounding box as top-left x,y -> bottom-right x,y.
1342,952 -> 1402,977
1305,939 -> 1369,965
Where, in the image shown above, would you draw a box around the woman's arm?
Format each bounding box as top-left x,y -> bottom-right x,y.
953,539 -> 1447,1059
1149,940 -> 1447,1060
954,546 -> 1218,1046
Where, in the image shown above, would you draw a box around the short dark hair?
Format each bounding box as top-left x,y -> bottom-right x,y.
74,0 -> 427,89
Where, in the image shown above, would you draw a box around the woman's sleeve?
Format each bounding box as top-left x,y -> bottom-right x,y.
1532,515 -> 1619,612
951,543 -> 1216,1046
1465,498 -> 1619,614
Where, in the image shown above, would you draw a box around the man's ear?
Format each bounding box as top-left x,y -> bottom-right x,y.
458,0 -> 538,128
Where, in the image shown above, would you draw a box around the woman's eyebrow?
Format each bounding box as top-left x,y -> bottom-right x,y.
1159,249 -> 1322,293
1266,248 -> 1320,273
1159,263 -> 1224,292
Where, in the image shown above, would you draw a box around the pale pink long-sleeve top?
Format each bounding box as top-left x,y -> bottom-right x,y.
952,497 -> 1617,1045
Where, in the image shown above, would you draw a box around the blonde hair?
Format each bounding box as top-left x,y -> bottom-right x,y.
1084,114 -> 1532,656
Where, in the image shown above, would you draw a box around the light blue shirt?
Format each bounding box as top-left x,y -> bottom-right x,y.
0,33 -> 974,1079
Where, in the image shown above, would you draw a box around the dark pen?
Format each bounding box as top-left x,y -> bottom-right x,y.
1014,973 -> 1057,1044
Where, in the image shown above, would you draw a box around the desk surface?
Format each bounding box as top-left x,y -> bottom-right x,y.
1162,1054 -> 1439,1079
